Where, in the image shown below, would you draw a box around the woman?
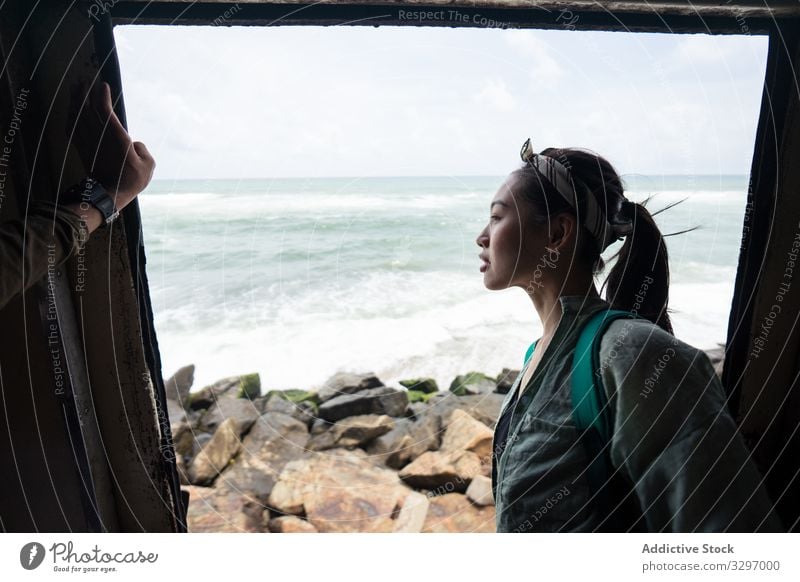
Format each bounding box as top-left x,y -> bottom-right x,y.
477,139 -> 783,532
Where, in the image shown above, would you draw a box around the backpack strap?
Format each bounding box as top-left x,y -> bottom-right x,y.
524,340 -> 538,366
571,308 -> 642,518
572,309 -> 639,439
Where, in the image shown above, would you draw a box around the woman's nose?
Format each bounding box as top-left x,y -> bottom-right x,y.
476,225 -> 489,248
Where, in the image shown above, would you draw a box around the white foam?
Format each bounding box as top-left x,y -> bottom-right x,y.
668,281 -> 734,351
139,190 -> 479,221
158,278 -> 733,393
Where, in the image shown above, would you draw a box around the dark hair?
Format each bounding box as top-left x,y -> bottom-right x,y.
512,147 -> 674,334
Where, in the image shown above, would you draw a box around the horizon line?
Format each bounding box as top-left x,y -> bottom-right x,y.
150,173 -> 752,181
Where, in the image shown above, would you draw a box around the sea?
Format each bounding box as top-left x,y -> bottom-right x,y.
139,175 -> 747,393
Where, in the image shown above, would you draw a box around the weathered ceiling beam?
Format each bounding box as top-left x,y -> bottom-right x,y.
110,2 -> 777,34
109,0 -> 800,18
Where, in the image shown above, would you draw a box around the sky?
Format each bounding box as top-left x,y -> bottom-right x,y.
114,24 -> 769,179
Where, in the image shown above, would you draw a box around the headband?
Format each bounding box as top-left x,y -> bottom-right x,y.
519,138 -> 634,250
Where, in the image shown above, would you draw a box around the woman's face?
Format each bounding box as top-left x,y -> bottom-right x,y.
476,172 -> 554,291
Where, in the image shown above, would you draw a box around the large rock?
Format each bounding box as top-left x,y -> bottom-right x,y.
238,373 -> 261,399
171,421 -> 196,458
167,398 -> 189,426
164,364 -> 195,405
182,485 -> 266,532
308,414 -> 394,451
393,491 -> 430,533
365,413 -> 441,469
422,493 -> 496,533
191,433 -> 213,458
406,402 -> 430,420
449,372 -> 496,396
319,385 -> 408,422
441,409 -> 494,462
426,392 -> 505,429
261,393 -> 315,427
398,449 -> 482,493
263,389 -> 320,412
466,475 -> 495,507
315,371 -> 384,403
268,515 -> 318,533
199,398 -> 261,433
188,417 -> 251,485
189,376 -> 242,410
215,412 -> 309,502
494,368 -> 519,395
167,426 -> 207,469
268,448 -> 413,532
310,418 -> 333,435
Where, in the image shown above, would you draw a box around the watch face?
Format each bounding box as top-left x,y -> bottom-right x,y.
85,180 -> 118,223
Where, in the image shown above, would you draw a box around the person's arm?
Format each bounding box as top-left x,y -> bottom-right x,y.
0,81 -> 154,310
62,202 -> 103,233
0,201 -> 84,308
598,319 -> 784,532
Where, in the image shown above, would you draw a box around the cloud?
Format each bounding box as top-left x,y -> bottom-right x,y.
474,78 -> 517,112
503,29 -> 565,84
672,33 -> 766,68
114,25 -> 767,177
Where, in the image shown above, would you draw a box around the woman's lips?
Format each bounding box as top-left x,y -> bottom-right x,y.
480,260 -> 490,273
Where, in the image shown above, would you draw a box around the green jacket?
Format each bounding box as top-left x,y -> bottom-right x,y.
0,201 -> 83,310
491,294 -> 784,532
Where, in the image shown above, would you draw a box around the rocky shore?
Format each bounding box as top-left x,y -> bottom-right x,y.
166,344 -> 726,533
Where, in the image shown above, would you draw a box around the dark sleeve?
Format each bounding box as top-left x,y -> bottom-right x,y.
0,200 -> 84,310
598,319 -> 784,532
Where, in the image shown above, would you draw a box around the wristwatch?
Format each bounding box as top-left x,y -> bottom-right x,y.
61,177 -> 119,226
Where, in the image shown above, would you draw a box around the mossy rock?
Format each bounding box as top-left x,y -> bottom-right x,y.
187,376 -> 240,410
265,389 -> 321,413
238,373 -> 262,399
449,371 -> 496,396
398,377 -> 439,394
299,399 -> 319,415
406,389 -> 436,404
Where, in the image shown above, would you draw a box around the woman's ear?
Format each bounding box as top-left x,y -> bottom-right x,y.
548,212 -> 578,250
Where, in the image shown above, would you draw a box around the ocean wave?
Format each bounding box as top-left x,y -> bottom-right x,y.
145,178 -> 744,390
626,189 -> 748,206
154,272 -> 733,391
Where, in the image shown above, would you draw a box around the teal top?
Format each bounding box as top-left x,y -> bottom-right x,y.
524,340 -> 537,365
491,294 -> 783,532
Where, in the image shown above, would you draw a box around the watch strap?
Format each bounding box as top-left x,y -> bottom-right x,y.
62,177 -> 119,226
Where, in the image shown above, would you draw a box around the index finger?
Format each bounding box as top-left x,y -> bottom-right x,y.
93,82 -> 134,150
91,81 -> 114,119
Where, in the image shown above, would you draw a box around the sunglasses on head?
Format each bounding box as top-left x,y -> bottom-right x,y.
520,137 -> 535,163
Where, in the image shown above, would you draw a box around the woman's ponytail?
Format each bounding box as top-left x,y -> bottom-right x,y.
604,200 -> 673,334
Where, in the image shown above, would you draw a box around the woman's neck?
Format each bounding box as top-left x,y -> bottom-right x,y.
529,279 -> 601,337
